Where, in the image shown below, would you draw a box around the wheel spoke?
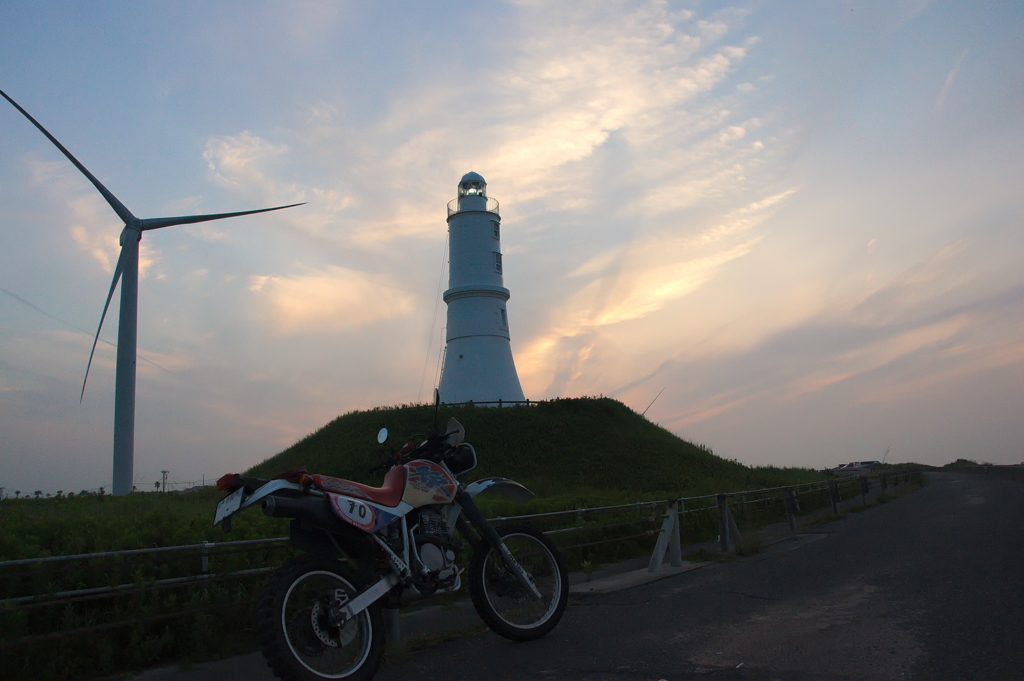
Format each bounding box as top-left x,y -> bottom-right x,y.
280,570 -> 374,678
472,527 -> 567,636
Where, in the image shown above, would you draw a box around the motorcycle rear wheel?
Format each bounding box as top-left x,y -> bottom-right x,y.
468,524 -> 568,641
257,556 -> 384,681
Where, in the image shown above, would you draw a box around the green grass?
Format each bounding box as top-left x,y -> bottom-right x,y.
0,396 -> 831,680
0,398 -> 827,565
944,458 -> 980,467
248,397 -> 826,498
0,487 -> 288,562
245,397 -> 828,575
0,490 -> 292,681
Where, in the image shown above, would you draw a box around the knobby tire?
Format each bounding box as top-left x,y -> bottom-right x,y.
257,556 -> 384,681
469,523 -> 568,641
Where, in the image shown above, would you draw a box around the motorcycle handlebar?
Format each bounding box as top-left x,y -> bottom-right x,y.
370,428 -> 461,472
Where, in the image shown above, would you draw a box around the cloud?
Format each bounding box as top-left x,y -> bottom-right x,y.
894,0 -> 937,25
515,188 -> 794,394
204,132 -> 291,195
936,50 -> 968,110
248,266 -> 415,334
646,240 -> 1024,434
23,154 -> 160,279
481,4 -> 755,202
256,0 -> 764,245
851,240 -> 971,325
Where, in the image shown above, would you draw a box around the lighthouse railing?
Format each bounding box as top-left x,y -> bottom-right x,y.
439,399 -> 535,408
447,197 -> 499,217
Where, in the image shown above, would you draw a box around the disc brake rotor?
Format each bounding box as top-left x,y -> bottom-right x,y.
309,590 -> 358,648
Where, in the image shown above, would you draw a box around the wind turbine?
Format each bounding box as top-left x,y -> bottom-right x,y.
1,89 -> 303,495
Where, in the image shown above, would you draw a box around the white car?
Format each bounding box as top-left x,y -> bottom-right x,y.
834,461 -> 881,475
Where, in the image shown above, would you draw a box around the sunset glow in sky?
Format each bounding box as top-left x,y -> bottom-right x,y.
2,1 -> 1023,494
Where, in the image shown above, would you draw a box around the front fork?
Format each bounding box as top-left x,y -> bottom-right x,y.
455,490 -> 544,601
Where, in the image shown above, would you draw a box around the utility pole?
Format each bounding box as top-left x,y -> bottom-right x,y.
161,470 -> 169,493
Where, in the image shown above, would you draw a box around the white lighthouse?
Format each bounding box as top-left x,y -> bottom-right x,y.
438,172 -> 526,404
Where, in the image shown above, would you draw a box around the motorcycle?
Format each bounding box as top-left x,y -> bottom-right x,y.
213,403 -> 568,681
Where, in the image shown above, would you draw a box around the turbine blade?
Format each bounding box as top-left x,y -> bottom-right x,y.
139,202 -> 305,231
1,89 -> 136,225
81,242 -> 131,402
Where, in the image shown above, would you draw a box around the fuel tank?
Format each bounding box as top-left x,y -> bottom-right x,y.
401,459 -> 457,507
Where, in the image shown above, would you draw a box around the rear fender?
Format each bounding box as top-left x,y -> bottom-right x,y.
238,479 -> 308,511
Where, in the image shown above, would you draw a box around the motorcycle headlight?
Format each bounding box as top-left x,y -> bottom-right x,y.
447,443 -> 478,476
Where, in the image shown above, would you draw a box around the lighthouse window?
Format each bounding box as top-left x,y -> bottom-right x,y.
491,220 -> 500,240
459,180 -> 487,197
500,308 -> 508,328
494,252 -> 502,273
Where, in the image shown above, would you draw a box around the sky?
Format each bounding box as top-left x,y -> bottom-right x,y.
1,1 -> 1022,496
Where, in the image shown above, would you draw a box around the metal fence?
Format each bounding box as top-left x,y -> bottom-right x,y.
0,469 -> 921,651
439,399 -> 538,407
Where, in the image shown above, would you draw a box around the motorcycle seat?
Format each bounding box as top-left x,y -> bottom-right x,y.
311,466 -> 406,507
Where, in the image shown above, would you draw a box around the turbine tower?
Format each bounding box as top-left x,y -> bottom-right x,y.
438,172 -> 525,404
1,89 -> 303,495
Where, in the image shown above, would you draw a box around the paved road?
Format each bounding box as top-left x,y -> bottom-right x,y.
371,472 -> 1023,681
146,472 -> 1023,681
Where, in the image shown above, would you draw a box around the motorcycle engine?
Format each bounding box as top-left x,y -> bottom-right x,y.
413,507 -> 459,586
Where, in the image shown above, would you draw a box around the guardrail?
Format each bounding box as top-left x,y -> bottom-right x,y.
0,469 -> 922,660
446,196 -> 499,217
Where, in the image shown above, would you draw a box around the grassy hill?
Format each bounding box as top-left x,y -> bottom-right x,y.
0,398 -> 825,561
247,397 -> 825,504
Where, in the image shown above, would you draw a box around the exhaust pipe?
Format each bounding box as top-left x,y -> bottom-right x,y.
262,495 -> 343,530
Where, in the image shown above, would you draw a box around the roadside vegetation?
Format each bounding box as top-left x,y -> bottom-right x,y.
943,458 -> 985,467
2,397 -> 834,680
248,397 -> 826,499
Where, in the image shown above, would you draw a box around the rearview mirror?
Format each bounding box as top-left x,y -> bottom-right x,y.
377,428 -> 388,445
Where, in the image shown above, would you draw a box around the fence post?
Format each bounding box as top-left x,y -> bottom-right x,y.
828,481 -> 840,516
881,473 -> 887,490
670,499 -> 683,567
716,495 -> 733,552
201,540 -> 211,574
716,495 -> 728,552
726,500 -> 741,548
648,500 -> 682,572
784,488 -> 797,531
860,476 -> 869,506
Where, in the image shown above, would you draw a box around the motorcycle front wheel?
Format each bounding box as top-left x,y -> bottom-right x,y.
468,523 -> 568,641
257,556 -> 384,681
